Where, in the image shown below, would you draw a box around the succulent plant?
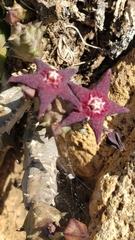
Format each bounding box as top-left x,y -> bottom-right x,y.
5,0 -> 31,24
5,21 -> 47,62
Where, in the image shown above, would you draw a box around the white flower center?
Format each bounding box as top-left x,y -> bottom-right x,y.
88,95 -> 105,113
45,70 -> 60,87
48,70 -> 59,80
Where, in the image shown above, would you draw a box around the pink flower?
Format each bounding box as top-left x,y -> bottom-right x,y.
62,69 -> 129,143
8,58 -> 81,117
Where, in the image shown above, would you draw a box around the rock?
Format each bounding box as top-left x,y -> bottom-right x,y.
88,48 -> 135,239
88,130 -> 135,239
56,124 -> 101,179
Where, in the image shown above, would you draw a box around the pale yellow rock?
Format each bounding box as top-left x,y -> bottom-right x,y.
88,133 -> 135,239
88,48 -> 135,239
56,124 -> 104,178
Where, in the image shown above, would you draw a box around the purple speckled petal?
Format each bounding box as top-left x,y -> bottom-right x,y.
88,116 -> 105,143
106,99 -> 129,116
34,58 -> 52,73
94,69 -> 111,96
68,82 -> 90,102
61,111 -> 86,127
8,73 -> 39,89
59,68 -> 78,83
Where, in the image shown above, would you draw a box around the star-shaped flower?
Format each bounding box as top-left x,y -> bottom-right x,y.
61,69 -> 129,143
8,58 -> 81,117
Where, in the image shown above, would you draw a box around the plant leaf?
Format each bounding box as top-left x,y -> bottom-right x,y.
64,218 -> 88,240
